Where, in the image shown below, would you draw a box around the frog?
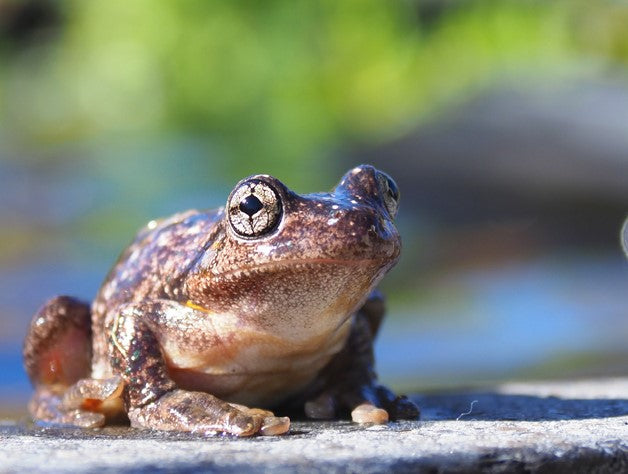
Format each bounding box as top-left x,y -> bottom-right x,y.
23,164 -> 419,436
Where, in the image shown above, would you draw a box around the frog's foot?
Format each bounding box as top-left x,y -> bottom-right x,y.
350,403 -> 389,424
305,384 -> 420,424
61,376 -> 125,414
128,390 -> 290,437
28,376 -> 125,428
29,388 -> 105,428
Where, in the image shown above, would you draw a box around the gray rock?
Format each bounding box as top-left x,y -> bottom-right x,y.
2,378 -> 627,473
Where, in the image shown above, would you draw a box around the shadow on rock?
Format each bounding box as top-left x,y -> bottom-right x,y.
413,391 -> 628,421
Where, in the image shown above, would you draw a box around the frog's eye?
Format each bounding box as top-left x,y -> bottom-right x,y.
376,172 -> 400,218
228,180 -> 282,237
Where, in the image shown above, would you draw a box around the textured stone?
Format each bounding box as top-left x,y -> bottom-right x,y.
1,378 -> 627,473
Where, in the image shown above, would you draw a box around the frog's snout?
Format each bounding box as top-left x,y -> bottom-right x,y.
335,164 -> 400,220
325,198 -> 401,263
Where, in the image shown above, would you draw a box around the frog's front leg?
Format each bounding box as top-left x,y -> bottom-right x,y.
304,291 -> 420,424
108,300 -> 289,436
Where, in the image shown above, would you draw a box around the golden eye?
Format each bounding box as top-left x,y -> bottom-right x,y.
376,172 -> 400,218
227,179 -> 282,237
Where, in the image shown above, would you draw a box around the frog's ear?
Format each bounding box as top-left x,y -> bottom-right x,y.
226,177 -> 283,238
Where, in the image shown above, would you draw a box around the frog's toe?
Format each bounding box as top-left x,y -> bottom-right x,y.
372,385 -> 420,420
29,389 -> 106,428
351,403 -> 389,424
128,390 -> 288,437
62,409 -> 106,428
216,405 -> 262,436
227,402 -> 274,418
61,376 -> 124,410
387,394 -> 420,420
260,416 -> 290,436
227,403 -> 290,436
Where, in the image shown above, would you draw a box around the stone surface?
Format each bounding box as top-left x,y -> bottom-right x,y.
1,378 -> 627,473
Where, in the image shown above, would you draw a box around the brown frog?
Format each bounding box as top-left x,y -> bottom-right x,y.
23,165 -> 419,436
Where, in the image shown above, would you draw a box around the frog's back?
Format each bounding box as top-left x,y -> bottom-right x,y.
96,209 -> 223,307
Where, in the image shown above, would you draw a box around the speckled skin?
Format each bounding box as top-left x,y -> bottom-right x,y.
23,165 -> 419,436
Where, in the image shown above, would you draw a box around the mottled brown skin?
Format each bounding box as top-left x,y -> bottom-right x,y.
23,165 -> 419,436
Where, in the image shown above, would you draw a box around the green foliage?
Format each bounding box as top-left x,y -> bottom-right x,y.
0,0 -> 620,187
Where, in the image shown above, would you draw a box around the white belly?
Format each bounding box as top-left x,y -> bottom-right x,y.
162,314 -> 353,407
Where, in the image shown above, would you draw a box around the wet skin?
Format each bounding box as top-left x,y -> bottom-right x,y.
23,165 -> 419,436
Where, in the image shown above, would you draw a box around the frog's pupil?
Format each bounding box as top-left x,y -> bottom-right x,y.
240,195 -> 264,216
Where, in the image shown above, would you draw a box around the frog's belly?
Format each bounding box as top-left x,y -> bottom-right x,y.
162,321 -> 352,407
168,362 -> 327,407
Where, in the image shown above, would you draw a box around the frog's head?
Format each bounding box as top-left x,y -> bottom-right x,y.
187,165 -> 401,340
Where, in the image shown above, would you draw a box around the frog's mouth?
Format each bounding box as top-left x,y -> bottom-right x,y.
208,257 -> 393,280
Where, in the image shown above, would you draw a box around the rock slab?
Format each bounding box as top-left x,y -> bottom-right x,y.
1,378 -> 627,473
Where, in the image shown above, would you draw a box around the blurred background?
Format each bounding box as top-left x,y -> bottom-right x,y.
1,0 -> 627,416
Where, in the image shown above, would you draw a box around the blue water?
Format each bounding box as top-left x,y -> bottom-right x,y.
0,257 -> 106,405
376,255 -> 628,386
0,347 -> 29,402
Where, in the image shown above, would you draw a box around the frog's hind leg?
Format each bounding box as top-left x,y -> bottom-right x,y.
24,296 -> 92,388
23,296 -> 123,427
